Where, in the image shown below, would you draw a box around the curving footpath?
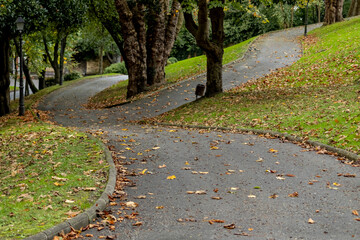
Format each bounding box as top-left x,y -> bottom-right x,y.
34,25 -> 359,240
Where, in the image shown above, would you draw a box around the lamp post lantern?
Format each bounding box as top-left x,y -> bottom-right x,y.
16,17 -> 25,116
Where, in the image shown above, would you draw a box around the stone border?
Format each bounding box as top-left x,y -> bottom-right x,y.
24,135 -> 116,240
154,122 -> 360,163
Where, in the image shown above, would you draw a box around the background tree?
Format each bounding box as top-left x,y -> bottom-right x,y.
324,0 -> 344,24
0,0 -> 44,116
348,0 -> 360,16
39,0 -> 89,85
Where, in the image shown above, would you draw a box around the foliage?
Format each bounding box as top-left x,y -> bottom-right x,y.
167,57 -> 178,65
155,17 -> 360,155
0,118 -> 107,239
64,71 -> 82,81
104,62 -> 128,75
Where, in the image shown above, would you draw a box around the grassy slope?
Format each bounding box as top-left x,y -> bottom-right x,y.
1,74 -> 116,239
154,17 -> 360,155
87,37 -> 256,108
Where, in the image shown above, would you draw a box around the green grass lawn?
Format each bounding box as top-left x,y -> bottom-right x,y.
153,17 -> 360,156
1,75 -> 115,239
87,37 -> 256,108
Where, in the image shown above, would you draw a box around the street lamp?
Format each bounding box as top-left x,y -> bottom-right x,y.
304,0 -> 309,37
16,17 -> 25,116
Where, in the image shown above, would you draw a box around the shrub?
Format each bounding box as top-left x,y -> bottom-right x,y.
104,62 -> 128,74
167,57 -> 178,65
64,72 -> 82,81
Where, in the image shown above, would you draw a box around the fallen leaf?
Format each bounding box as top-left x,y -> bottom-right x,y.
133,221 -> 143,226
135,195 -> 146,199
256,157 -> 263,162
224,223 -> 236,229
288,192 -> 299,197
248,195 -> 256,198
276,176 -> 285,180
85,234 -> 93,237
248,228 -> 253,231
269,148 -> 278,153
211,196 -> 222,200
333,182 -> 341,186
210,146 -> 219,150
209,219 -> 225,224
308,218 -> 315,224
167,175 -> 176,180
352,210 -> 359,216
125,201 -> 138,208
140,169 -> 147,175
65,199 -> 75,204
187,191 -> 195,194
269,194 -> 278,199
355,218 -> 360,221
84,187 -> 96,191
286,174 -> 296,177
156,206 -> 164,209
185,161 -> 189,165
195,190 -> 206,195
54,182 -> 64,186
51,176 -> 68,182
158,164 -> 166,168
199,171 -> 209,174
152,147 -> 160,150
343,173 -> 356,178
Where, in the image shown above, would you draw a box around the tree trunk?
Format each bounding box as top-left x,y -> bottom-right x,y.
146,0 -> 181,86
317,4 -> 322,23
183,0 -> 225,97
43,33 -> 60,84
0,35 -> 10,116
59,35 -> 67,85
14,39 -> 38,94
324,0 -> 344,25
115,0 -> 147,98
23,60 -> 38,94
13,56 -> 18,100
291,6 -> 294,27
348,0 -> 360,16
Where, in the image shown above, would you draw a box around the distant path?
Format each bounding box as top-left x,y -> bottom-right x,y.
38,25 -> 359,239
39,24 -> 321,126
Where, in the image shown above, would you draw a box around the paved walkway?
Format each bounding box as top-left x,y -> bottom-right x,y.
38,25 -> 359,239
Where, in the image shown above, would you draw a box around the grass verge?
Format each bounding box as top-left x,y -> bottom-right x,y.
1,75 -> 113,239
87,37 -> 256,108
152,17 -> 360,156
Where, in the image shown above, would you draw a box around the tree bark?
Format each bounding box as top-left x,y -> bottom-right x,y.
183,0 -> 224,97
146,0 -> 181,86
59,34 -> 67,85
348,0 -> 360,16
115,0 -> 147,98
14,39 -> 38,94
0,35 -> 10,116
324,0 -> 344,25
43,34 -> 60,85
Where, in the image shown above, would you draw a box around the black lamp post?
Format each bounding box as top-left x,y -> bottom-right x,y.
16,17 -> 25,116
304,0 -> 310,36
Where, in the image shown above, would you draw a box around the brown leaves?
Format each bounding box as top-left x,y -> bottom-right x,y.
288,192 -> 299,198
208,219 -> 225,224
223,223 -> 236,229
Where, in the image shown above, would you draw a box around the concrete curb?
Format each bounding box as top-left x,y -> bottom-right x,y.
24,135 -> 116,240
153,122 -> 360,163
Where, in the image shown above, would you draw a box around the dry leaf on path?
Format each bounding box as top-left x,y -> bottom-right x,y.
352,210 -> 359,216
308,218 -> 315,224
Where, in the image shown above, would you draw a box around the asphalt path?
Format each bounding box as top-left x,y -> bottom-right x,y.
37,25 -> 359,239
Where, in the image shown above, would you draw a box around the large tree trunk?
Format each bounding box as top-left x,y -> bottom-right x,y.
0,35 -> 10,116
183,0 -> 224,97
324,0 -> 344,25
146,0 -> 181,86
348,0 -> 360,16
115,0 -> 147,98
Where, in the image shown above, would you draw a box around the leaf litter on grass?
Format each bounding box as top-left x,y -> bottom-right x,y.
0,117 -> 108,239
